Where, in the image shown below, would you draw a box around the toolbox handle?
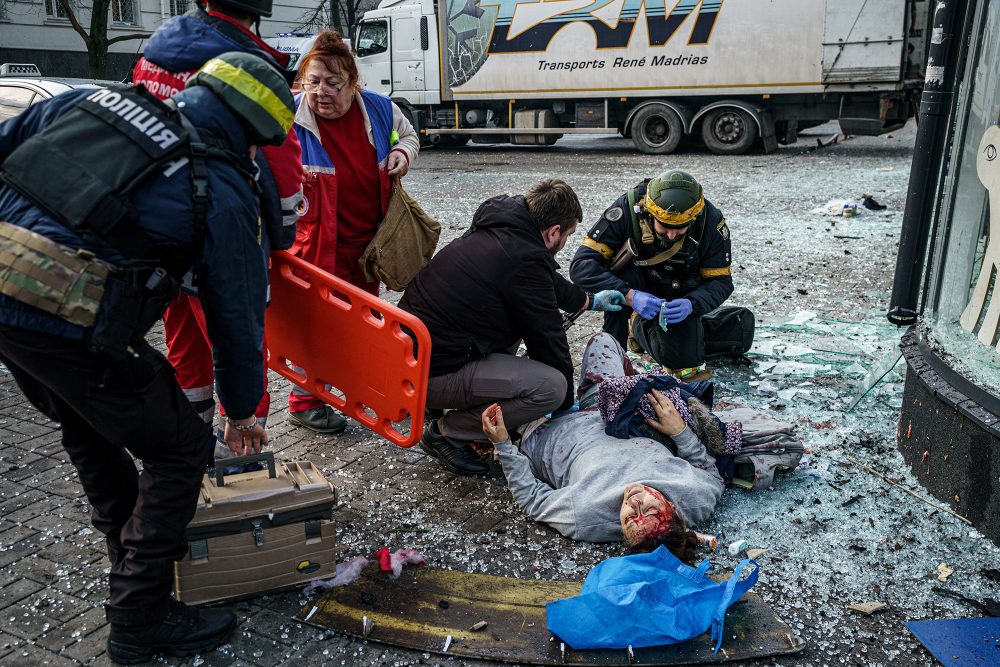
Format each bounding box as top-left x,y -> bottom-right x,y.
214,452 -> 277,486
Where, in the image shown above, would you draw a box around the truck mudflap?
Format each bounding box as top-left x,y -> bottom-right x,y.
839,93 -> 911,136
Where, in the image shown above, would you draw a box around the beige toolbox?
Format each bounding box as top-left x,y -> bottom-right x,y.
174,453 -> 338,604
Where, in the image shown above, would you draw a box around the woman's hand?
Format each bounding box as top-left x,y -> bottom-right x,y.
387,150 -> 409,177
224,416 -> 268,456
481,403 -> 509,444
644,389 -> 686,437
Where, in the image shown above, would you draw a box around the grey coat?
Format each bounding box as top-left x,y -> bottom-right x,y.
494,410 -> 724,543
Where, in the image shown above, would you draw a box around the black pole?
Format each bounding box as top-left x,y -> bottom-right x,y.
887,0 -> 965,326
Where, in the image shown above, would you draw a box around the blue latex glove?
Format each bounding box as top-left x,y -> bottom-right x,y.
590,290 -> 626,312
631,290 -> 665,320
662,298 -> 693,324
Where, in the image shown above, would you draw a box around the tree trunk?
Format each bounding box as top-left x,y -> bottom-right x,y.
88,43 -> 108,79
347,0 -> 361,38
330,0 -> 343,35
88,0 -> 111,79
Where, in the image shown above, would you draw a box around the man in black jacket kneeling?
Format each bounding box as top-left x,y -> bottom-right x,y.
399,179 -> 625,475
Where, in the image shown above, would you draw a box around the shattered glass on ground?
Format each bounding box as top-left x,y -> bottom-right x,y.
2,122 -> 999,666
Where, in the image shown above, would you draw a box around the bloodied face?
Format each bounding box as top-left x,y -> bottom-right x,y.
620,482 -> 676,545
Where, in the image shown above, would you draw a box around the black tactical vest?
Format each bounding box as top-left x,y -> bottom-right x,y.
628,181 -> 707,297
0,85 -> 248,275
0,85 -> 253,359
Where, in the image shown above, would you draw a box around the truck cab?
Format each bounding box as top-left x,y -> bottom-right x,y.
356,0 -> 440,106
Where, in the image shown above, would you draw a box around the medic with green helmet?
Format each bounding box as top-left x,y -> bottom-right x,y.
569,170 -> 737,375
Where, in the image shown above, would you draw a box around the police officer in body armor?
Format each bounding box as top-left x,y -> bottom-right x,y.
570,170 -> 735,376
0,53 -> 293,664
133,0 -> 305,456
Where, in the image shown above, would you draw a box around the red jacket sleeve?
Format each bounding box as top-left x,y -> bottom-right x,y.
260,127 -> 304,249
261,127 -> 303,201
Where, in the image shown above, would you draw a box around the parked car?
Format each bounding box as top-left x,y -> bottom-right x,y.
0,63 -> 122,121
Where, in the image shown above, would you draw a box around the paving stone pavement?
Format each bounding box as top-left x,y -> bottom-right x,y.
0,315 -> 612,667
5,128 -> 985,667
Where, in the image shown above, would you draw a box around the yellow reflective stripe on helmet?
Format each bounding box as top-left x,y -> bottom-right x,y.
644,192 -> 705,227
700,266 -> 732,278
581,236 -> 614,260
199,58 -> 294,134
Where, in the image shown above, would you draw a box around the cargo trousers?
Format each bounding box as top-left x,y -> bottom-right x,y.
601,308 -> 705,370
0,326 -> 211,628
427,353 -> 567,443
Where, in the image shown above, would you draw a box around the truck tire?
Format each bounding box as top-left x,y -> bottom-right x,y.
631,104 -> 683,154
440,135 -> 470,147
701,107 -> 758,155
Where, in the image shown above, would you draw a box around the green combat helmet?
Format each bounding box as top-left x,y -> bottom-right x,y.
186,52 -> 294,146
643,170 -> 705,229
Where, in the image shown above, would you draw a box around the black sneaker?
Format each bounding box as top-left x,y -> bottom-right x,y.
419,421 -> 489,476
107,600 -> 237,665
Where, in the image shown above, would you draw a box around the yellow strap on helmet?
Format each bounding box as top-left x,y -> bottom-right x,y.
199,58 -> 294,134
643,192 -> 705,228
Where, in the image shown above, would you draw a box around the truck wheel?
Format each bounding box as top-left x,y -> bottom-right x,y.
701,107 -> 758,155
631,104 -> 683,154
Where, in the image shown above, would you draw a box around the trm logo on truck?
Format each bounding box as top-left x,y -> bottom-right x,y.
480,0 -> 724,53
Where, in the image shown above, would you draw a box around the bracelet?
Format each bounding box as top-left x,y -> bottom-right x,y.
587,292 -> 596,311
225,415 -> 257,432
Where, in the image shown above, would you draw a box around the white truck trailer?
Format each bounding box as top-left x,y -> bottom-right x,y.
353,0 -> 930,154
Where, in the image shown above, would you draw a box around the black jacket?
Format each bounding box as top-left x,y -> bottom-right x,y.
399,195 -> 586,410
570,185 -> 733,316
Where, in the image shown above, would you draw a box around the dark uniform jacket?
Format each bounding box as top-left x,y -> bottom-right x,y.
399,195 -> 586,411
569,182 -> 733,317
0,87 -> 267,418
134,6 -> 301,252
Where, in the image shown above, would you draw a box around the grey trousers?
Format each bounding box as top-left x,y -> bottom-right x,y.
428,354 -> 567,442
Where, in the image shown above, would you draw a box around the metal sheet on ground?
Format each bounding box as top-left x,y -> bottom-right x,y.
297,565 -> 805,665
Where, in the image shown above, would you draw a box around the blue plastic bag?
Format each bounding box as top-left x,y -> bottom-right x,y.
546,546 -> 758,651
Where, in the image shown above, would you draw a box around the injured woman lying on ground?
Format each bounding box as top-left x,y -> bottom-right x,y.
480,332 -> 803,563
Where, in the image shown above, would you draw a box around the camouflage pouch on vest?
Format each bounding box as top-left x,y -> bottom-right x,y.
0,220 -> 109,327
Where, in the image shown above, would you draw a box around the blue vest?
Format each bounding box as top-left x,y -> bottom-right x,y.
296,89 -> 394,169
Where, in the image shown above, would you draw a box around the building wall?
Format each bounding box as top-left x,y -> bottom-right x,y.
0,0 -> 317,79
